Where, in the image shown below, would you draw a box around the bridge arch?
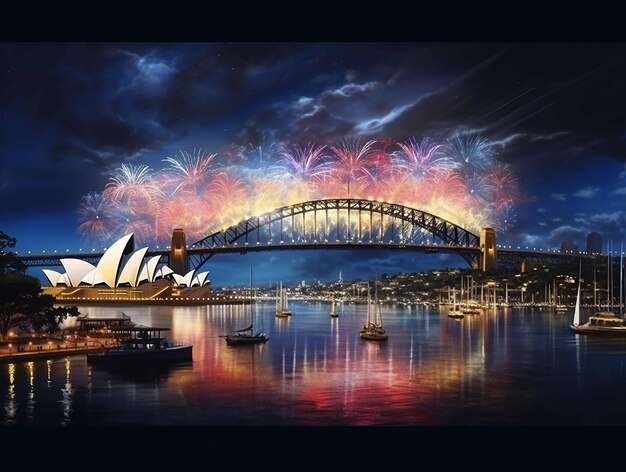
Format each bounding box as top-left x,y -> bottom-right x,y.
189,198 -> 479,269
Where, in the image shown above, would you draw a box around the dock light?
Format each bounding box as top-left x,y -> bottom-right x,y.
48,341 -> 52,350
8,344 -> 12,352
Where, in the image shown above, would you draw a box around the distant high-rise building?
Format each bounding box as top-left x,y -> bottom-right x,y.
586,231 -> 602,254
560,239 -> 578,254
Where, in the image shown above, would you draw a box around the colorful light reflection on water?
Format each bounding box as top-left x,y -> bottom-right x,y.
2,302 -> 626,426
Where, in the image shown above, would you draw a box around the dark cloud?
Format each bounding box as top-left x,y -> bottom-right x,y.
289,106 -> 355,143
584,212 -> 626,239
3,42 -> 626,282
54,114 -> 162,164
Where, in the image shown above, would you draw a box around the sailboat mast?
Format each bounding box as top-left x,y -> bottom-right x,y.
374,279 -> 380,325
367,286 -> 372,325
573,259 -> 581,326
619,240 -> 624,314
593,260 -> 597,308
249,261 -> 254,330
606,240 -> 612,311
452,287 -> 456,311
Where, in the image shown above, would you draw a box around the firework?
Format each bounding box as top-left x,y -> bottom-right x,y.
443,129 -> 494,171
484,163 -> 520,211
207,172 -> 248,229
391,137 -> 449,178
104,163 -> 163,202
77,192 -> 115,242
328,138 -> 377,197
277,142 -> 332,182
161,148 -> 216,195
77,131 -> 521,247
108,200 -> 156,246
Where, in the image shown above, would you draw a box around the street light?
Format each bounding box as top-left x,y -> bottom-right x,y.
48,341 -> 52,350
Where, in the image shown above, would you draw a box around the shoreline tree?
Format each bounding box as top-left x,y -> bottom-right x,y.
0,230 -> 79,341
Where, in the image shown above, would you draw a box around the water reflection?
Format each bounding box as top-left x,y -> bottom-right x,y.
60,359 -> 73,426
4,363 -> 16,424
26,362 -> 35,423
2,303 -> 626,425
46,360 -> 52,387
91,362 -> 189,385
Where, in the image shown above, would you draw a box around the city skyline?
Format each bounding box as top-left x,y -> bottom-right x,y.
2,43 -> 625,286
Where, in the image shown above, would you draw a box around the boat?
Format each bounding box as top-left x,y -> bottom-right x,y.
275,281 -> 292,318
360,285 -> 388,341
448,288 -> 464,320
220,322 -> 269,345
86,325 -> 192,364
570,260 -> 626,335
460,301 -> 481,316
571,311 -> 626,334
220,266 -> 269,345
330,296 -> 339,318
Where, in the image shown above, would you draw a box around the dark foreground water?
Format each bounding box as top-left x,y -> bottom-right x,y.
2,302 -> 626,427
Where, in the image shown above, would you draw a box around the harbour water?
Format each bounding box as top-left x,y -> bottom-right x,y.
2,301 -> 626,427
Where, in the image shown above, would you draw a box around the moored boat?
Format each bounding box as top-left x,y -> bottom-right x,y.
448,288 -> 464,320
570,260 -> 626,335
330,296 -> 339,318
275,281 -> 292,317
360,285 -> 388,341
87,325 -> 192,364
221,264 -> 269,346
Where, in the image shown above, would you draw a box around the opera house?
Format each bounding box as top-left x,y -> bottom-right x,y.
41,232 -> 245,305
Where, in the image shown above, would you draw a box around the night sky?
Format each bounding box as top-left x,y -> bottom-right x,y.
1,43 -> 625,286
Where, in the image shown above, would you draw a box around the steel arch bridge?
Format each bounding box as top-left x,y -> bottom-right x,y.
188,198 -> 481,270
17,198 -> 593,270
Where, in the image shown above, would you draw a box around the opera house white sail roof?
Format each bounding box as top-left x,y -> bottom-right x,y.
42,233 -> 209,289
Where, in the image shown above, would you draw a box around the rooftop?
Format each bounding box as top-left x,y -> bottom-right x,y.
77,312 -> 132,320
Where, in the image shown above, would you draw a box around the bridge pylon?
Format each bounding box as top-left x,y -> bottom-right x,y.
170,228 -> 188,275
480,227 -> 497,273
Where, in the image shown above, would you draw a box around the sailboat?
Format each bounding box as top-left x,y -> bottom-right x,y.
360,285 -> 388,341
220,265 -> 269,345
275,281 -> 292,318
448,287 -> 464,320
330,295 -> 339,318
570,259 -> 626,335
